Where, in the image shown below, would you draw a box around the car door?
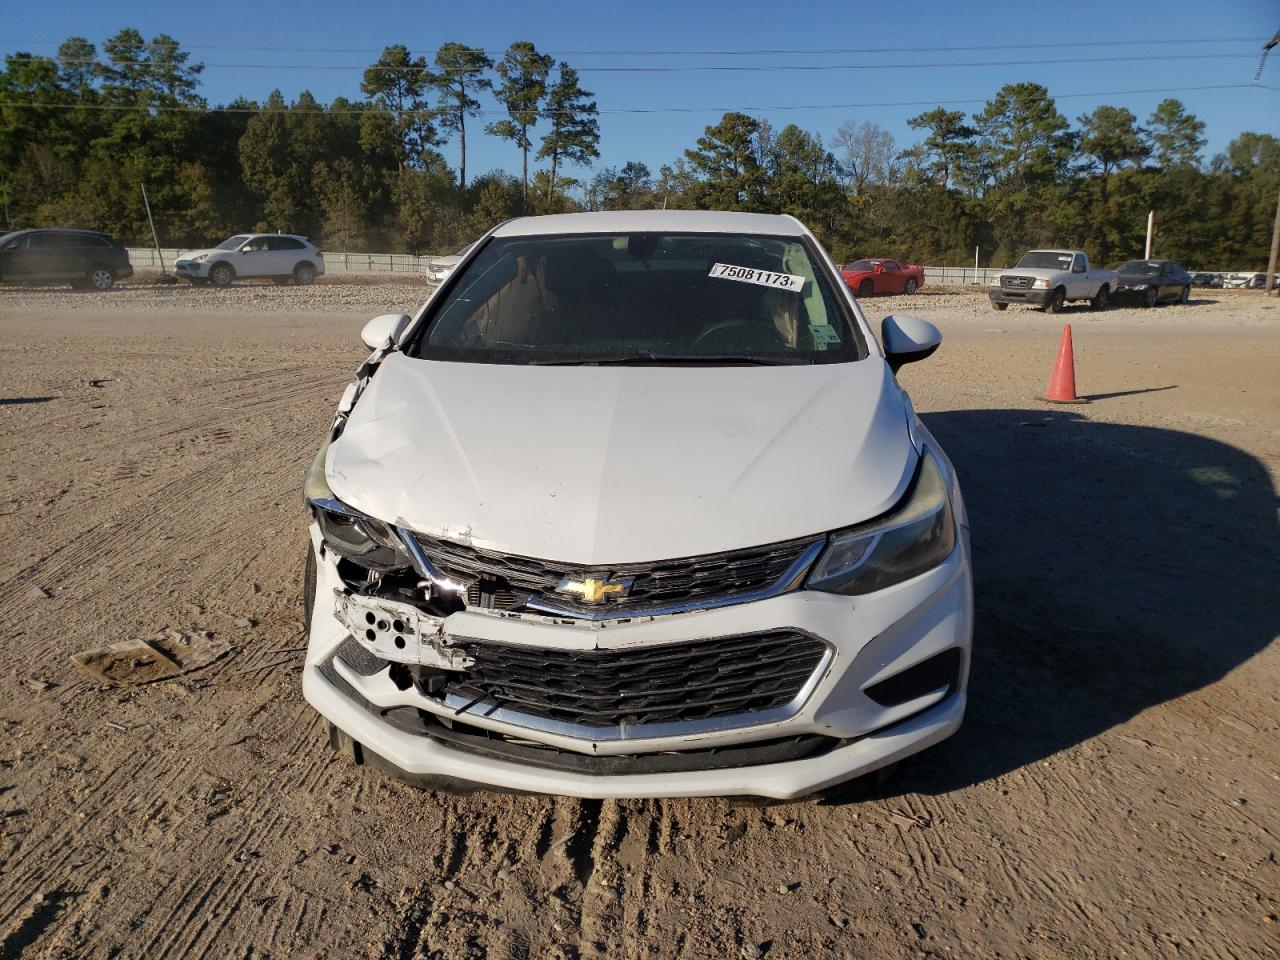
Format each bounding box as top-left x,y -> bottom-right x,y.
268,236 -> 305,277
0,233 -> 33,280
880,260 -> 903,293
1070,254 -> 1089,299
237,236 -> 271,277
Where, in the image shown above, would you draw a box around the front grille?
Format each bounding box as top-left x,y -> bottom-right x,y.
449,630 -> 828,729
411,531 -> 820,615
1001,275 -> 1034,289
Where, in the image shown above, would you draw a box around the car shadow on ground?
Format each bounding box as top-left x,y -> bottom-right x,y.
887,407 -> 1279,796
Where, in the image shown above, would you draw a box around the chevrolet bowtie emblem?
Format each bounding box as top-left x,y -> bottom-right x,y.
556,575 -> 634,603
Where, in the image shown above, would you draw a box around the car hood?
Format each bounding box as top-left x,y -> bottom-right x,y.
1114,271 -> 1160,284
326,352 -> 916,564
176,248 -> 220,260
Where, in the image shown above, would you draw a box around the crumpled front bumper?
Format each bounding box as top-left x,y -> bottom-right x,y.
302,519 -> 974,799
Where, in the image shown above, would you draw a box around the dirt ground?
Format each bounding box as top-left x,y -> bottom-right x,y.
1,280 -> 1277,960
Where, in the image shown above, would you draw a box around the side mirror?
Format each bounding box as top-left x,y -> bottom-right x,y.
360,313 -> 411,350
882,315 -> 942,372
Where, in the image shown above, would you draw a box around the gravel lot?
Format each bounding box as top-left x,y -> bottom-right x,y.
1,281 -> 1278,959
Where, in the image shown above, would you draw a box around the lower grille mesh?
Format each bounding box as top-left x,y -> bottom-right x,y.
451,631 -> 827,729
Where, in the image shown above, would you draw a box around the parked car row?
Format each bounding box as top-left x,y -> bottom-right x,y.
988,250 -> 1197,312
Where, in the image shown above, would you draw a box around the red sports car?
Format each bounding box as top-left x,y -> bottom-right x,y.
840,258 -> 925,297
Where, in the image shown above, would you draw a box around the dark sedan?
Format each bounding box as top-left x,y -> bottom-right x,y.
0,228 -> 133,290
1112,259 -> 1191,307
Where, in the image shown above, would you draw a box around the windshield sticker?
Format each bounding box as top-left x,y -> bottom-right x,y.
808,324 -> 842,345
709,262 -> 806,292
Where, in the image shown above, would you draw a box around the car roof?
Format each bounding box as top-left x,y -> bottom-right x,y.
492,210 -> 809,238
12,227 -> 110,237
240,232 -> 309,240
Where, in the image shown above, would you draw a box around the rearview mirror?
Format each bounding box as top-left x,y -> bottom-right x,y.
361,313 -> 411,350
881,315 -> 941,372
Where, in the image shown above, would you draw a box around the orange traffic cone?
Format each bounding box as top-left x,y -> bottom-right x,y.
1040,324 -> 1088,404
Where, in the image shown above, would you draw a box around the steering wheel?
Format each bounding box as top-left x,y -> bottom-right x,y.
691,317 -> 786,352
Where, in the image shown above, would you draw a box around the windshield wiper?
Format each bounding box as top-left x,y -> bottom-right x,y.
533,352 -> 811,366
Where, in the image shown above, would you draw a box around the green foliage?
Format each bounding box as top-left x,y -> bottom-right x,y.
432,43 -> 493,188
360,45 -> 439,169
0,33 -> 1275,270
1148,98 -> 1206,169
537,63 -> 600,203
486,41 -> 554,208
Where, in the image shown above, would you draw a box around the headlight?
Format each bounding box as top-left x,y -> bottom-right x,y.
807,447 -> 956,596
304,439 -> 412,571
193,253 -> 208,262
1032,278 -> 1050,289
314,503 -> 413,571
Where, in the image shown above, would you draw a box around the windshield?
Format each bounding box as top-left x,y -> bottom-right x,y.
1015,251 -> 1074,270
407,232 -> 864,365
1118,261 -> 1162,276
217,235 -> 249,250
846,260 -> 879,271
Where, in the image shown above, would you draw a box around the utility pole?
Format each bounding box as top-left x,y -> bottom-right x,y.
1265,187 -> 1280,297
140,182 -> 168,279
1255,33 -> 1279,295
1144,210 -> 1154,259
974,245 -> 979,284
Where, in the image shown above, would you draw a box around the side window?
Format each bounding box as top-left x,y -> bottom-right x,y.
89,235 -> 113,247
883,261 -> 900,272
1072,254 -> 1086,273
3,236 -> 28,251
28,233 -> 62,249
268,237 -> 305,251
243,237 -> 270,252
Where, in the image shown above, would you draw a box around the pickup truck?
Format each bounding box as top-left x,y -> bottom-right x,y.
988,250 -> 1116,313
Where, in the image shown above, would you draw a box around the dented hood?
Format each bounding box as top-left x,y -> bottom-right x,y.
326,352 -> 915,564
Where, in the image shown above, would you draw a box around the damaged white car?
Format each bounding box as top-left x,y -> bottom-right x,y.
302,210 -> 972,800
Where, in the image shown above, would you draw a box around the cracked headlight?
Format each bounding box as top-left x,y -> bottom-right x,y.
807,447 -> 956,596
313,503 -> 412,571
304,440 -> 412,571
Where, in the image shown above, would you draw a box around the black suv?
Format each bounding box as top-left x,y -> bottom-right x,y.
0,228 -> 134,290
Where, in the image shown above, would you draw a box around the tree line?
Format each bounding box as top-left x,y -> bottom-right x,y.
1,29 -> 1277,269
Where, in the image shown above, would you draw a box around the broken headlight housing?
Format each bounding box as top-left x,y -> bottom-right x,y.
314,504 -> 412,571
807,447 -> 956,596
304,439 -> 412,571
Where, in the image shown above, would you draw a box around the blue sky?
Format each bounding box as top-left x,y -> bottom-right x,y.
5,0 -> 1278,181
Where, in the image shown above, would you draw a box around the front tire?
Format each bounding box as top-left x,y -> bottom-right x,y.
858,279 -> 874,298
904,277 -> 918,295
992,301 -> 1009,311
1143,286 -> 1158,308
209,263 -> 235,287
1090,285 -> 1110,311
1044,287 -> 1066,314
303,545 -> 316,628
87,267 -> 115,291
1179,285 -> 1190,305
293,262 -> 317,286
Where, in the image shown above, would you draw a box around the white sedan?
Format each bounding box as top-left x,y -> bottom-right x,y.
301,210 -> 972,799
174,233 -> 325,287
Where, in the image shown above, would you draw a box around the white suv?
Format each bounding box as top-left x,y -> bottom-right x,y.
175,233 -> 325,287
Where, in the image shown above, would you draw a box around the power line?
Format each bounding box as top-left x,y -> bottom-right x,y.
0,83 -> 1268,117
10,52 -> 1262,75
2,37 -> 1267,56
